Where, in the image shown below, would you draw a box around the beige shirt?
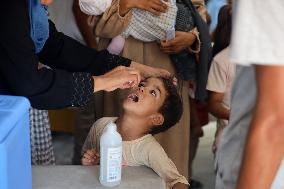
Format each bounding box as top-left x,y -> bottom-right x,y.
82,117 -> 188,188
206,47 -> 236,128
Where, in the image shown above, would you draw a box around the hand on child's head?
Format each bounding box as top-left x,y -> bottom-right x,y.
159,75 -> 178,86
172,77 -> 178,86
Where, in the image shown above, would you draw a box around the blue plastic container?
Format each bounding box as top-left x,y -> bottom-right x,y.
0,95 -> 31,189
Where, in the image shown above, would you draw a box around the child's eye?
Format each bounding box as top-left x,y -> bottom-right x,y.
138,83 -> 145,87
150,90 -> 156,97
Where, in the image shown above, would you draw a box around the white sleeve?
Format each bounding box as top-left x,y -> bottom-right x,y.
79,0 -> 112,16
230,0 -> 284,66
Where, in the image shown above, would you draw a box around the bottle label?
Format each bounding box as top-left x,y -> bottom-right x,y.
107,146 -> 122,182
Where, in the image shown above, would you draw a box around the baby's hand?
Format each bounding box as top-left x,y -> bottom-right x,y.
81,149 -> 100,166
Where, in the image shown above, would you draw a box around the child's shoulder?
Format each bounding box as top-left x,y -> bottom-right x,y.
213,47 -> 230,64
95,117 -> 118,125
91,117 -> 118,132
137,135 -> 165,153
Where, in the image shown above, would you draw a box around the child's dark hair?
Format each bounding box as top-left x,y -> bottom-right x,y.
151,77 -> 183,135
212,4 -> 232,57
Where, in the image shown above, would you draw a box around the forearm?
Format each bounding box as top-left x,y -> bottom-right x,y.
39,21 -> 131,75
236,113 -> 284,189
95,0 -> 132,38
2,62 -> 94,109
208,102 -> 229,120
236,65 -> 284,189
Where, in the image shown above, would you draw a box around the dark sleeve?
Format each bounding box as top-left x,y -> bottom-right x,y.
0,0 -> 94,109
38,20 -> 131,76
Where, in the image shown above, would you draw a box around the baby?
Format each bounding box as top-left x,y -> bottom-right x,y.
81,77 -> 188,189
79,0 -> 197,80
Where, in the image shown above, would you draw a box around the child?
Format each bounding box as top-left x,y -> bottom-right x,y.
81,77 -> 188,189
79,0 -> 199,80
206,4 -> 235,154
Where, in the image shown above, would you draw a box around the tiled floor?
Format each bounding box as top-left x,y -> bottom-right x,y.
52,122 -> 216,189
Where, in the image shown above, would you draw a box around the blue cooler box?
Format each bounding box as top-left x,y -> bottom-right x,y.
0,95 -> 31,189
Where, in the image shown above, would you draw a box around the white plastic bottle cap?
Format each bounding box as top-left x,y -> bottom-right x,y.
106,122 -> 117,132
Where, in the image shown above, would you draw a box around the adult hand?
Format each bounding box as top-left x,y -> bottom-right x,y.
130,61 -> 174,80
93,66 -> 141,92
81,149 -> 100,165
160,31 -> 196,54
120,0 -> 168,16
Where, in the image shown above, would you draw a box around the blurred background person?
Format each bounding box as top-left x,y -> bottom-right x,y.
216,1 -> 284,188
206,4 -> 234,154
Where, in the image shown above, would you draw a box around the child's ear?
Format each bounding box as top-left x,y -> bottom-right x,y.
150,113 -> 164,126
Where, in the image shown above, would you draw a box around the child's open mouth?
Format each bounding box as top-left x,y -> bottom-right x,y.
127,93 -> 139,102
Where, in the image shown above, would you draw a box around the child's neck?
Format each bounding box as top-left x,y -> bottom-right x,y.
116,113 -> 150,141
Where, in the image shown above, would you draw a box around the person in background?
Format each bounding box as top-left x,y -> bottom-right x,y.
206,0 -> 226,33
79,0 -> 201,81
216,1 -> 284,188
206,0 -> 231,33
187,97 -> 208,189
187,2 -> 211,187
48,0 -> 97,48
206,4 -> 234,154
0,0 -> 169,165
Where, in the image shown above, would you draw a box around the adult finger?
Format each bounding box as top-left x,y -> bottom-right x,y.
160,40 -> 173,48
151,1 -> 167,13
162,49 -> 177,54
124,68 -> 141,85
158,69 -> 172,78
161,46 -> 177,53
148,8 -> 160,16
121,74 -> 140,89
152,0 -> 168,7
127,80 -> 137,88
129,70 -> 141,85
160,45 -> 173,51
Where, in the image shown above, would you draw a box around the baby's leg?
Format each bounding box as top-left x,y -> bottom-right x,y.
107,35 -> 125,55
